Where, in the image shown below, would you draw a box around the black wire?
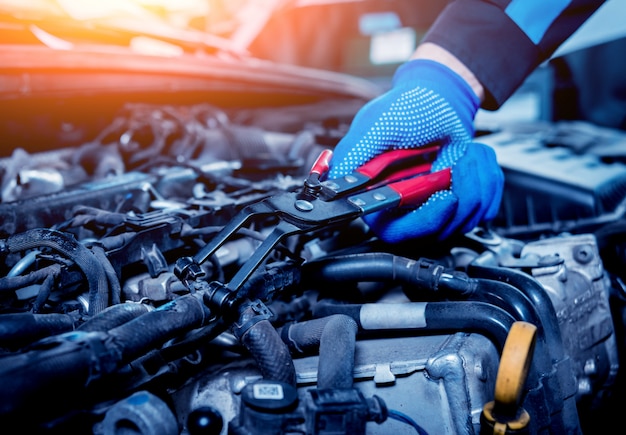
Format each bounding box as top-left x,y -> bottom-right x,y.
388,409 -> 429,435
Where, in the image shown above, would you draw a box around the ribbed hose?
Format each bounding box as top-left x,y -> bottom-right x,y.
240,318 -> 297,387
281,315 -> 357,389
318,315 -> 357,389
92,245 -> 122,306
108,292 -> 211,363
0,264 -> 60,292
0,312 -> 76,349
78,303 -> 151,332
0,292 -> 212,425
238,260 -> 301,301
0,330 -> 104,424
5,229 -> 109,315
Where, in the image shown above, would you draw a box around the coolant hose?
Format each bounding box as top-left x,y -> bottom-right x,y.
3,229 -> 109,315
304,254 -> 554,371
0,312 -> 76,349
469,278 -> 550,363
467,278 -> 538,326
108,292 -> 211,363
0,264 -> 60,292
0,329 -> 110,424
468,259 -> 565,361
0,291 -> 211,424
314,301 -> 514,352
238,260 -> 302,301
304,253 -> 415,282
234,301 -> 297,387
281,314 -> 358,389
77,302 -> 151,332
306,253 -> 553,389
92,245 -> 122,305
302,253 -> 477,296
468,278 -> 553,408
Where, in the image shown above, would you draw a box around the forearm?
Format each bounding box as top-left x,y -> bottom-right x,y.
420,0 -> 606,110
410,42 -> 485,104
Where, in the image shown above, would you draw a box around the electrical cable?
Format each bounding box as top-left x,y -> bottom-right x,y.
387,409 -> 429,435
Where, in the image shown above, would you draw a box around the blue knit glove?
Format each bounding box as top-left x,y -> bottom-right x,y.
328,59 -> 503,242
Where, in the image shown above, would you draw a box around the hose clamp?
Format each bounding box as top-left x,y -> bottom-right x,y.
232,300 -> 273,340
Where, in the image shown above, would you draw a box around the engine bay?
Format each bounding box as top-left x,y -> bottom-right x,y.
1,99 -> 626,435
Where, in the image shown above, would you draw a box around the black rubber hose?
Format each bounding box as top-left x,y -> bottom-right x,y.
240,319 -> 297,386
313,301 -> 514,352
303,252 -> 552,372
0,292 -> 212,426
305,253 -> 553,365
471,281 -> 530,323
4,229 -> 109,315
468,259 -> 566,361
467,278 -> 553,405
32,272 -> 57,313
302,253 -> 476,296
77,302 -> 151,332
0,312 -> 76,349
236,303 -> 296,387
92,245 -> 122,305
306,253 -> 551,383
0,330 -> 108,424
469,278 -> 543,338
108,292 -> 211,363
238,260 -> 301,301
281,314 -> 357,389
0,264 -> 60,292
469,277 -> 549,342
303,253 -> 414,283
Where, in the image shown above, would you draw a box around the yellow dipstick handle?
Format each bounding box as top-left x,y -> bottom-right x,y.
481,321 -> 537,434
494,321 -> 537,408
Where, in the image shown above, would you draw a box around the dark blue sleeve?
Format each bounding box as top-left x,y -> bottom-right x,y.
423,0 -> 606,109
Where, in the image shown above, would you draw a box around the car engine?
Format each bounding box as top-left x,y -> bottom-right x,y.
1,97 -> 626,435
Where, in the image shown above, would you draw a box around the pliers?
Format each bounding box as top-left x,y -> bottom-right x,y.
175,145 -> 451,297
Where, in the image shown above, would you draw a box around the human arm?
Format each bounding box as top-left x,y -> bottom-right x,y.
423,0 -> 606,109
409,42 -> 485,104
328,0 -> 606,242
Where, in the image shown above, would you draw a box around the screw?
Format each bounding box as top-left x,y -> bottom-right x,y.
294,199 -> 314,212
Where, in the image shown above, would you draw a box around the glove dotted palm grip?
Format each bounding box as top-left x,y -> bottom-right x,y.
329,59 -> 503,242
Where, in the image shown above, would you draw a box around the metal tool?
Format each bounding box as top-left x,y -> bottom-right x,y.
175,145 -> 451,300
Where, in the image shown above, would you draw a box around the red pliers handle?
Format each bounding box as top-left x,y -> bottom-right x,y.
321,146 -> 451,213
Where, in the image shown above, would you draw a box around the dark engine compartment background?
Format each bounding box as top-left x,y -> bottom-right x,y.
1,96 -> 626,435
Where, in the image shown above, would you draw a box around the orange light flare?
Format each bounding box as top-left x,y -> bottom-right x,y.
0,0 -> 219,56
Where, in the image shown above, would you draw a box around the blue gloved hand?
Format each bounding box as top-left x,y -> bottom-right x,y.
328,59 -> 504,242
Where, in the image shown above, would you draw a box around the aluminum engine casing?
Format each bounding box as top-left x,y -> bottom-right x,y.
173,333 -> 500,435
522,233 -> 619,404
